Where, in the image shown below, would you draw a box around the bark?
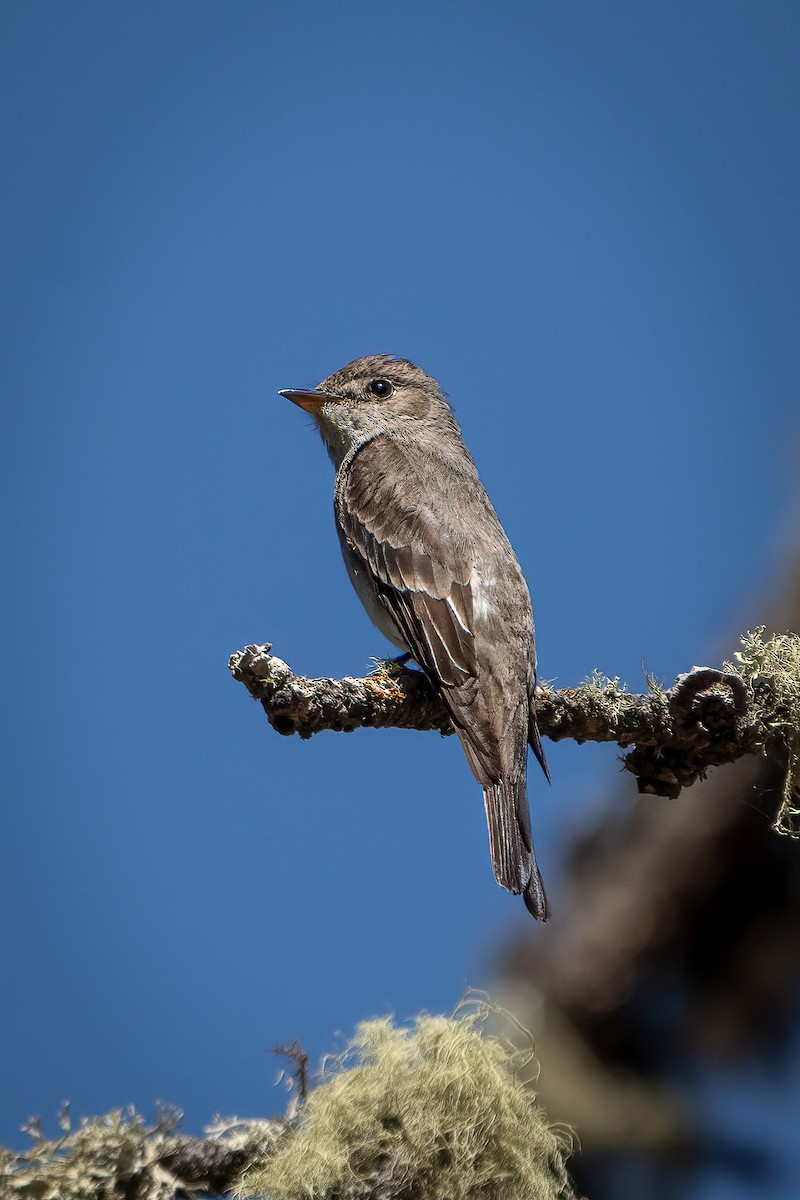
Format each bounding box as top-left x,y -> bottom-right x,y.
229,643 -> 771,800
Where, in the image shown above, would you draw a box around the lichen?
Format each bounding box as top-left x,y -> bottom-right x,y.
578,670 -> 632,723
0,1107 -> 279,1200
237,1007 -> 575,1200
726,627 -> 800,837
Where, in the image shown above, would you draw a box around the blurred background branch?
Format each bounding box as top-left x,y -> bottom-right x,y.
490,534 -> 800,1196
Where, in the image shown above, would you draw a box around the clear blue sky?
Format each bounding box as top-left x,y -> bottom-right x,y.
2,1 -> 798,1190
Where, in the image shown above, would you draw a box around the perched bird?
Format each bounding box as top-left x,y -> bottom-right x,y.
280,355 -> 551,919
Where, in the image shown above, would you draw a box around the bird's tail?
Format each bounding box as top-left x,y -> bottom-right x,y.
483,777 -> 550,921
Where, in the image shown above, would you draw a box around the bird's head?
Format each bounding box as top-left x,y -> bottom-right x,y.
280,355 -> 455,467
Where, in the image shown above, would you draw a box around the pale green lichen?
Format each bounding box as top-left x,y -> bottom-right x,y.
237,1009 -> 575,1200
726,627 -> 800,837
583,669 -> 628,696
0,1107 -> 173,1200
642,668 -> 667,698
0,1107 -> 280,1200
580,669 -> 631,722
0,1012 -> 574,1200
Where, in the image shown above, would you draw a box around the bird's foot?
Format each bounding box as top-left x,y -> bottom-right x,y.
368,652 -> 413,678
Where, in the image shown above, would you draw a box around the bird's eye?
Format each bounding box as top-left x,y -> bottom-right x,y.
368,378 -> 394,398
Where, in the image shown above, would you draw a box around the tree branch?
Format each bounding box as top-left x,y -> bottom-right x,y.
228,641 -> 781,802
0,1109 -> 281,1200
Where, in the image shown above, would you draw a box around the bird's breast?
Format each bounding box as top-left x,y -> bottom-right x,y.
338,532 -> 409,651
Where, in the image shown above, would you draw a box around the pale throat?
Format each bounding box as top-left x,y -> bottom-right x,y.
315,402 -> 378,470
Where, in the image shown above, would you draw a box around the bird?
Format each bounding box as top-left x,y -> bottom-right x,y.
279,355 -> 551,919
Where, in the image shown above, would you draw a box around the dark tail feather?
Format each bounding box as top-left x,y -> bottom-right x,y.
522,857 -> 550,921
484,778 -> 550,922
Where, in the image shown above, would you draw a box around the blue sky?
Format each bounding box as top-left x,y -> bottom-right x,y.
2,0 -> 798,1186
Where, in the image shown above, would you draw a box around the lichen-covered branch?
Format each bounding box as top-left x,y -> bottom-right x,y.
229,644 -> 454,738
0,1108 -> 281,1199
229,630 -> 800,822
0,1011 -> 576,1200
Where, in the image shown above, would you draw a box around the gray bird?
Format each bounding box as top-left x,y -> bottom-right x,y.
280,355 -> 551,919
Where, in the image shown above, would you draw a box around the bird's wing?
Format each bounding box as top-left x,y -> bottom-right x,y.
335,434 -> 547,916
335,435 -> 497,776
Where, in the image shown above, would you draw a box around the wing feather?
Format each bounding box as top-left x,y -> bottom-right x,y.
336,440 -> 479,708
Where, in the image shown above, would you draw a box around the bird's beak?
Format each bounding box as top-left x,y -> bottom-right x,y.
278,388 -> 338,414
